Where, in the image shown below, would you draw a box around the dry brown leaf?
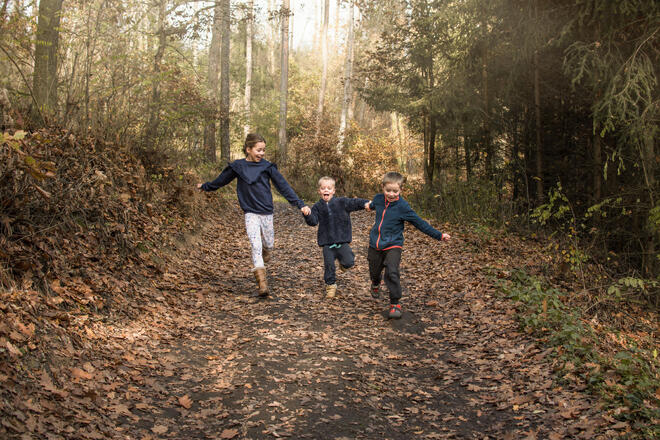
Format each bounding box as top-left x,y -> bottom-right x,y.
71,367 -> 93,380
4,339 -> 22,357
178,394 -> 192,409
220,428 -> 239,439
151,425 -> 168,434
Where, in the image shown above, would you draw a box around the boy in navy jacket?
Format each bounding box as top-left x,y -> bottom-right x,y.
304,176 -> 371,298
366,172 -> 451,318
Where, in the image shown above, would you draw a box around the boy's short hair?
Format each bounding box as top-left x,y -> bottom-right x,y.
382,171 -> 405,188
318,176 -> 336,187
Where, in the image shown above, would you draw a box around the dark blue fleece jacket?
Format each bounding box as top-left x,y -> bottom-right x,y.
304,197 -> 370,246
368,193 -> 443,250
200,159 -> 305,215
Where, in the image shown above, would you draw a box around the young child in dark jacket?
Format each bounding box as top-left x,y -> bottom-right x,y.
366,171 -> 451,319
303,176 -> 371,298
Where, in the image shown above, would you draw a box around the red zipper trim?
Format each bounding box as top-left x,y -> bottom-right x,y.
376,200 -> 389,249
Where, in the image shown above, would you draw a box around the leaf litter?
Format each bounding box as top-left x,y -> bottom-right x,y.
0,131 -> 630,439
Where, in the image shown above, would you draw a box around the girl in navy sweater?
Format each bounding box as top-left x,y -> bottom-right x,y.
367,172 -> 450,318
197,133 -> 311,296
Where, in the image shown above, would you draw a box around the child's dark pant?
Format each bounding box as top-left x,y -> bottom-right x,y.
322,244 -> 355,285
368,247 -> 402,304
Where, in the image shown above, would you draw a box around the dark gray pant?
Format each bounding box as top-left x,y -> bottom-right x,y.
368,247 -> 402,304
322,244 -> 355,285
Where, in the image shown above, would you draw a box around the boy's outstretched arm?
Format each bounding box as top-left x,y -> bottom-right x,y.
402,205 -> 447,241
346,197 -> 371,212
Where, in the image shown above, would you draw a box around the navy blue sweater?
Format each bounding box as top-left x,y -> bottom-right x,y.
368,193 -> 443,250
200,159 -> 305,215
304,197 -> 370,246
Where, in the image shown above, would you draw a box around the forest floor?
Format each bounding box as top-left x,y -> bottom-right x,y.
3,198 -> 628,440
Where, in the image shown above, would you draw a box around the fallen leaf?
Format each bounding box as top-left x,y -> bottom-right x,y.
71,367 -> 93,380
178,394 -> 192,409
4,339 -> 22,357
151,425 -> 168,434
221,428 -> 239,439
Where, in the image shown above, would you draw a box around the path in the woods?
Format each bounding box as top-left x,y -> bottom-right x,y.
103,202 -> 606,440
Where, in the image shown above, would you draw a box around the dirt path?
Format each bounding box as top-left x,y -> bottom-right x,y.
28,202 -> 608,439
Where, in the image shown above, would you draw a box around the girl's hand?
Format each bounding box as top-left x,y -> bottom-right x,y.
301,206 -> 311,216
196,183 -> 203,189
364,202 -> 372,211
441,233 -> 451,241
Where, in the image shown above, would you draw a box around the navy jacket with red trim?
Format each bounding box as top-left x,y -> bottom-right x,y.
368,193 -> 443,250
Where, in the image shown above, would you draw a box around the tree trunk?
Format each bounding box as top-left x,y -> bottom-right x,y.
278,0 -> 290,164
204,3 -> 222,163
512,114 -> 521,201
315,0 -> 329,137
464,131 -> 472,182
426,60 -> 435,186
533,0 -> 543,201
268,0 -> 276,76
641,128 -> 657,277
428,117 -> 436,186
289,2 -> 294,50
482,42 -> 492,180
454,134 -> 460,184
337,0 -> 354,153
144,0 -> 167,149
243,0 -> 254,138
219,0 -> 231,164
334,0 -> 340,46
32,0 -> 64,126
423,115 -> 429,182
592,131 -> 601,202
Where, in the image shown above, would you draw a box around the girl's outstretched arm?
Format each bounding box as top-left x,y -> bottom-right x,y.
197,165 -> 237,191
269,165 -> 305,209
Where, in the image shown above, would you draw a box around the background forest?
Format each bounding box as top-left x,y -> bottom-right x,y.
1,1 -> 659,437
1,1 -> 659,298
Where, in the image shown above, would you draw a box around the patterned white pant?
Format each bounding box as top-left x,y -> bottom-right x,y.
244,213 -> 274,269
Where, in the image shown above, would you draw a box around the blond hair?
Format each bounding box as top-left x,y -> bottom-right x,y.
318,176 -> 336,187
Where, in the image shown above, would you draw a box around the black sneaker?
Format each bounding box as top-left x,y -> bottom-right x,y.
370,284 -> 380,298
388,304 -> 402,319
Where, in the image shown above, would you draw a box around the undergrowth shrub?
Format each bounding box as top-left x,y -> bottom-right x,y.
497,269 -> 660,438
410,178 -> 517,228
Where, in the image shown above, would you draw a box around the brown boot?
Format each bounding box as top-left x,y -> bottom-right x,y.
325,284 -> 337,298
263,247 -> 272,264
254,267 -> 268,297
